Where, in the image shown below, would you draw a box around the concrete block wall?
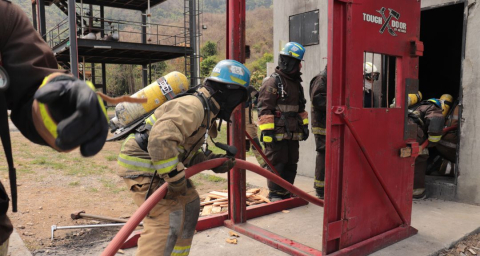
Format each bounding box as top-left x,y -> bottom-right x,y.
273,0 -> 328,178
273,0 -> 480,204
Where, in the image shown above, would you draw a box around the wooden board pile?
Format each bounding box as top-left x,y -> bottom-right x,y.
200,188 -> 270,216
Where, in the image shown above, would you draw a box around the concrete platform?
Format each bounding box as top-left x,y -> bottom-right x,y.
10,156 -> 480,255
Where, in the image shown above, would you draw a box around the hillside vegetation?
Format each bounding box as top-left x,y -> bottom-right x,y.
12,0 -> 273,94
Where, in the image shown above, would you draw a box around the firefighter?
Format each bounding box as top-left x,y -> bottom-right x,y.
257,42 -> 309,201
408,95 -> 444,199
117,60 -> 250,255
436,94 -> 457,175
245,85 -> 266,167
0,1 -> 108,253
309,65 -> 327,199
363,62 -> 380,108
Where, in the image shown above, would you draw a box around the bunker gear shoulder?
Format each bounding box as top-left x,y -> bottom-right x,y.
117,87 -> 219,178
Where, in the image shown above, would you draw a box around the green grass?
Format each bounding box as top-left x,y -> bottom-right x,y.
69,181 -> 80,186
105,154 -> 118,161
197,173 -> 227,183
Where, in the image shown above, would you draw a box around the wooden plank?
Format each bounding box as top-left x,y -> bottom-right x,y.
201,205 -> 213,216
211,206 -> 222,214
213,201 -> 229,206
200,198 -> 227,206
209,191 -> 229,198
246,188 -> 260,194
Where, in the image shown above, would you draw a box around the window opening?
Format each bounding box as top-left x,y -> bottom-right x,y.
363,52 -> 397,108
289,10 -> 319,46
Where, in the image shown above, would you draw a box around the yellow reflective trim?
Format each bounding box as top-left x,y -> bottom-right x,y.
292,42 -> 305,51
303,118 -> 309,125
428,135 -> 442,143
259,123 -> 274,131
146,115 -> 157,126
117,153 -> 156,172
275,134 -> 284,141
312,127 -> 326,135
172,245 -> 191,256
230,76 -> 247,85
290,51 -> 300,58
263,136 -> 273,143
38,102 -> 58,138
152,156 -> 179,174
314,179 -> 325,187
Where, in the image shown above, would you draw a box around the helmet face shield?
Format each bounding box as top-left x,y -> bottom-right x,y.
364,72 -> 380,81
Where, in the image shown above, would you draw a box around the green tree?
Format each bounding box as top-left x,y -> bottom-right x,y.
200,56 -> 218,78
201,41 -> 218,58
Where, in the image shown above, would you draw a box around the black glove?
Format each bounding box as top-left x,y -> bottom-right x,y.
164,169 -> 187,200
302,125 -> 310,141
34,75 -> 108,157
207,154 -> 236,173
245,139 -> 251,151
261,130 -> 276,143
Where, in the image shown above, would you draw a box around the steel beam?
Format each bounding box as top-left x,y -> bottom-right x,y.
101,63 -> 106,94
37,0 -> 47,40
226,0 -> 247,225
77,39 -> 194,54
68,0 -> 79,77
189,0 -> 200,86
141,10 -> 148,87
100,5 -> 105,38
31,2 -> 37,32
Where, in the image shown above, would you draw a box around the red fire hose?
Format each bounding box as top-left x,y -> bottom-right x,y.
101,159 -> 324,256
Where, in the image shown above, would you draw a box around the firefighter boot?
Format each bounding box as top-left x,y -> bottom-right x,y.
282,163 -> 298,199
267,163 -> 287,202
315,188 -> 324,199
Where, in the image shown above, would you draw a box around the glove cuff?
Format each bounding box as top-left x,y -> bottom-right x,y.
32,99 -> 63,152
163,163 -> 185,183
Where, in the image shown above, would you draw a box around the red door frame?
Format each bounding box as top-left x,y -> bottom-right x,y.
324,0 -> 421,255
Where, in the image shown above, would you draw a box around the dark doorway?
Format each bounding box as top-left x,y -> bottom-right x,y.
419,2 -> 465,200
419,3 -> 464,100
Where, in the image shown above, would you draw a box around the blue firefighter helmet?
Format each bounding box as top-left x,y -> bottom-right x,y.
206,59 -> 251,89
280,42 -> 305,61
427,98 -> 442,108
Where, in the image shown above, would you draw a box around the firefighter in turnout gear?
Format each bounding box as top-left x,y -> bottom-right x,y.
257,42 -> 309,201
309,65 -> 327,199
0,1 -> 108,253
409,96 -> 444,199
117,60 -> 250,255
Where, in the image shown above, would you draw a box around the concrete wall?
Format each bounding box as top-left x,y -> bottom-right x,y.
273,0 -> 328,177
273,0 -> 480,204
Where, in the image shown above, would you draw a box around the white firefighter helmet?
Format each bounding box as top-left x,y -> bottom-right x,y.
364,62 -> 378,75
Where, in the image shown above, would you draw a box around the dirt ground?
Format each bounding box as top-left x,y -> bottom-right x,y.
0,132 -> 238,254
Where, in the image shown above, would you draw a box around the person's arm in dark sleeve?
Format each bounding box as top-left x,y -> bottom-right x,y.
310,74 -> 327,111
257,77 -> 277,140
0,1 -> 63,145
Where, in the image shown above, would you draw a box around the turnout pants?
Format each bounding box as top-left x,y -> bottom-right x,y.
264,140 -> 299,198
124,176 -> 200,256
314,135 -> 326,192
414,153 -> 429,190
